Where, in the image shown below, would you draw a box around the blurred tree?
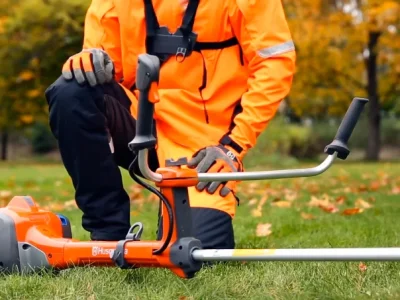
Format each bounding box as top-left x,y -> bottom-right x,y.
284,0 -> 400,160
0,0 -> 88,160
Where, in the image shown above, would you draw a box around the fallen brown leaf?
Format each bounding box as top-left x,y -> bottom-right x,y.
301,212 -> 316,220
283,189 -> 298,202
292,178 -> 306,190
362,174 -> 372,180
247,198 -> 258,206
390,186 -> 400,195
342,187 -> 353,193
336,195 -> 346,205
357,184 -> 368,192
359,262 -> 367,272
256,223 -> 272,237
147,193 -> 159,202
251,196 -> 269,217
355,198 -> 372,209
307,183 -> 320,194
246,182 -> 261,195
258,195 -> 268,207
319,205 -> 339,213
378,170 -> 389,180
251,208 -> 262,217
64,199 -> 77,209
42,203 -> 68,211
0,190 -> 12,200
265,188 -> 282,198
342,208 -> 364,215
308,195 -> 338,213
369,180 -> 381,191
271,200 -> 292,208
129,184 -> 144,201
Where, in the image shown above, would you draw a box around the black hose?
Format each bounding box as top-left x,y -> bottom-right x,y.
128,156 -> 174,255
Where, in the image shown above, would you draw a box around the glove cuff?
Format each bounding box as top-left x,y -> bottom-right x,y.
217,144 -> 243,171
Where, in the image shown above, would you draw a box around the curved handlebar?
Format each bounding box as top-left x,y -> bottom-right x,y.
138,150 -> 163,182
130,54 -> 368,183
198,153 -> 336,181
136,151 -> 337,182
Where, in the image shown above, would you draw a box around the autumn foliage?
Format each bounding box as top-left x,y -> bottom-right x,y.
0,0 -> 88,146
284,0 -> 400,116
0,0 -> 399,160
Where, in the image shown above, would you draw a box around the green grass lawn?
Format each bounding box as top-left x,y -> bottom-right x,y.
0,159 -> 399,299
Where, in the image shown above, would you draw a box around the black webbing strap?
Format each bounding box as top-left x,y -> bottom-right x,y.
143,0 -> 239,55
144,0 -> 199,38
144,0 -> 160,37
136,0 -> 240,93
194,37 -> 239,51
219,134 -> 243,154
180,0 -> 200,36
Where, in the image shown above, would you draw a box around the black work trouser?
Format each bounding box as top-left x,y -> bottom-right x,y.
45,76 -> 235,249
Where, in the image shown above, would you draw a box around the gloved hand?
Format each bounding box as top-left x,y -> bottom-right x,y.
62,48 -> 114,87
187,145 -> 243,197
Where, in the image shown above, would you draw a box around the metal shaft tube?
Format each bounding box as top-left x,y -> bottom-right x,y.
197,153 -> 337,182
192,248 -> 400,261
138,151 -> 336,183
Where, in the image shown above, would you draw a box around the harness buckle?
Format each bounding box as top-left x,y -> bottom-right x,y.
176,47 -> 187,62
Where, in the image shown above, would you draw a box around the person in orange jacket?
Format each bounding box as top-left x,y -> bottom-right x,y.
45,0 -> 296,249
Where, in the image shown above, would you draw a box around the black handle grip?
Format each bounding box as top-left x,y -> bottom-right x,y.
324,97 -> 369,159
128,54 -> 160,151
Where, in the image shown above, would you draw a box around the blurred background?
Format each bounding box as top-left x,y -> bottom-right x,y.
0,0 -> 399,165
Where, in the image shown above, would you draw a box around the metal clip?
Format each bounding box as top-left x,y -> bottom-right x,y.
111,222 -> 144,269
125,222 -> 144,241
176,47 -> 187,62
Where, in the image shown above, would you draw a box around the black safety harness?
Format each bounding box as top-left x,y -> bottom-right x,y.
140,0 -> 244,155
143,0 -> 239,64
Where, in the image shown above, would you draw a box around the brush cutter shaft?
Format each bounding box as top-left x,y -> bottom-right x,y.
192,248 -> 400,261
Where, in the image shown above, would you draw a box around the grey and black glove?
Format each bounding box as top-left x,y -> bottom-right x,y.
62,48 -> 114,87
187,145 -> 243,197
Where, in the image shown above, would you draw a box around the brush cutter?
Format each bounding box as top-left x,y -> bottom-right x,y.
0,54 -> 394,279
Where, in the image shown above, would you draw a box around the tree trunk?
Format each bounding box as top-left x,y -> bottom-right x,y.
1,130 -> 9,161
365,31 -> 381,161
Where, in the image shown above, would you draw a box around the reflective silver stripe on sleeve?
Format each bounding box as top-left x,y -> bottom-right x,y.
256,41 -> 295,58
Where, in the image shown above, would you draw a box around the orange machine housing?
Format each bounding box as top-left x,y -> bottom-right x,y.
0,164 -> 203,279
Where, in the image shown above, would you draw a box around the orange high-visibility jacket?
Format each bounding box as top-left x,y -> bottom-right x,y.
82,0 -> 296,161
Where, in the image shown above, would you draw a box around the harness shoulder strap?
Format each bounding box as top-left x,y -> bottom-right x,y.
180,0 -> 200,36
143,0 -> 160,36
